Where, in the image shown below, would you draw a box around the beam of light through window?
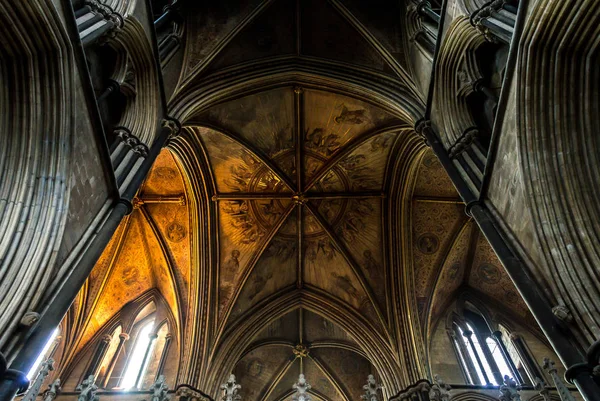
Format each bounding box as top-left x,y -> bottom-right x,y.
120,322 -> 154,389
466,323 -> 497,385
458,325 -> 487,385
27,328 -> 59,380
487,337 -> 512,379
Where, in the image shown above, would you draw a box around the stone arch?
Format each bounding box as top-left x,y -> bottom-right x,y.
0,0 -> 77,355
101,0 -> 138,19
204,290 -> 404,400
516,0 -> 600,348
431,16 -> 487,151
108,17 -> 162,145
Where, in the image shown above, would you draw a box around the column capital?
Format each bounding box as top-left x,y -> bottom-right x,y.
162,117 -> 182,138
414,118 -> 431,146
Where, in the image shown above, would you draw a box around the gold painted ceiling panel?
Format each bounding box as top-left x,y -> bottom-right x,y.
71,149 -> 189,354
427,221 -> 475,329
468,233 -> 529,317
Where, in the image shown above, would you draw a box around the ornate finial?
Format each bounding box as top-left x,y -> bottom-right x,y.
43,379 -> 61,401
292,374 -> 311,401
543,359 -> 576,401
23,359 -> 55,401
429,375 -> 451,401
533,377 -> 551,401
293,344 -> 309,358
150,375 -> 170,401
542,358 -> 556,373
220,374 -> 241,401
499,376 -> 522,401
76,375 -> 99,401
361,375 -> 382,401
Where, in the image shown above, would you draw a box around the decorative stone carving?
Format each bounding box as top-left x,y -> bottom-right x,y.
543,359 -> 576,401
414,119 -> 431,146
498,376 -> 521,401
84,0 -> 124,28
293,344 -> 309,358
76,375 -> 99,401
220,374 -> 241,401
43,379 -> 61,401
429,375 -> 450,401
167,222 -> 187,242
292,374 -> 311,401
361,375 -> 382,401
551,306 -> 573,322
22,358 -> 54,401
151,375 -> 170,401
20,312 -> 40,327
175,386 -> 211,401
532,377 -> 551,401
162,118 -> 182,138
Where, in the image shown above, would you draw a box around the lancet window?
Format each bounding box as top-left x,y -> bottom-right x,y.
451,308 -> 532,386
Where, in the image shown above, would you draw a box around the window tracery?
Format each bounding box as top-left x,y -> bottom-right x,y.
451,308 -> 531,386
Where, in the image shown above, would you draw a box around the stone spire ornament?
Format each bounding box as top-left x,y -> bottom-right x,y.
429,375 -> 451,401
22,358 -> 54,401
220,374 -> 241,401
543,358 -> 576,401
498,376 -> 522,401
76,375 -> 99,401
43,379 -> 61,401
151,375 -> 170,401
361,374 -> 382,401
292,374 -> 311,401
533,377 -> 551,401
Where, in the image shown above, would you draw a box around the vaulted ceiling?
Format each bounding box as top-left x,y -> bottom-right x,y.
60,0 -> 539,398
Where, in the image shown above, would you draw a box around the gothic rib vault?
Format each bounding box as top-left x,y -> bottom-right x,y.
57,1 -> 543,399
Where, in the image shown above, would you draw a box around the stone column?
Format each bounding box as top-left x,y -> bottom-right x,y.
462,330 -> 492,385
96,80 -> 121,104
100,333 -> 129,389
154,2 -> 179,31
448,330 -> 478,384
542,359 -> 576,401
477,332 -> 503,385
492,331 -> 524,384
507,333 -> 544,384
154,333 -> 172,382
158,34 -> 181,62
83,334 -> 112,380
471,0 -> 516,44
79,0 -> 124,47
417,1 -> 440,24
134,333 -> 158,389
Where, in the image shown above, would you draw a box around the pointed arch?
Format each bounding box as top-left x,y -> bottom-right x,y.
207,288 -> 404,399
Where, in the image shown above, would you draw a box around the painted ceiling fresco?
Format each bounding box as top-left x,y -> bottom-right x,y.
411,149 -> 532,339
64,100 -> 534,400
232,309 -> 378,401
71,150 -> 190,355
178,0 -> 409,93
191,87 -> 404,336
